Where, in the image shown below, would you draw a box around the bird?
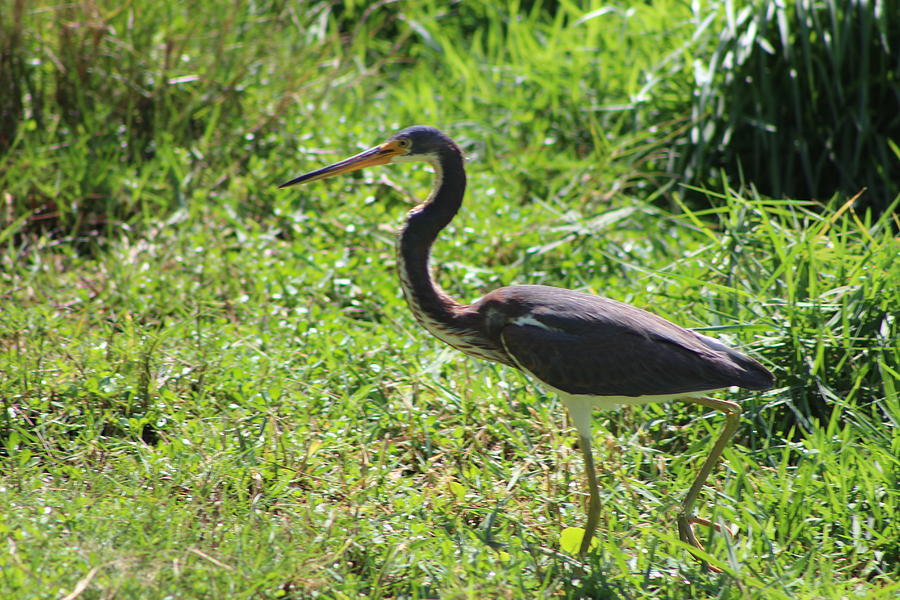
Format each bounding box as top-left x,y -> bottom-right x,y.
279,125 -> 774,568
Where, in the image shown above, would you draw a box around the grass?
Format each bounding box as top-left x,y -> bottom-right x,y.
1,1 -> 898,598
678,0 -> 900,210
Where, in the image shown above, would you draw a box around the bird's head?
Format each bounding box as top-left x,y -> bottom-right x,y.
278,126 -> 453,189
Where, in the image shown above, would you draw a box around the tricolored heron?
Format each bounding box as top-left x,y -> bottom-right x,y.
280,126 -> 773,566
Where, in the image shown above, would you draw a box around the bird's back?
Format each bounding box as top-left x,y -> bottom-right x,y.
465,285 -> 773,398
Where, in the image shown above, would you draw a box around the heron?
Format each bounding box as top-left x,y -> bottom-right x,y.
279,126 -> 774,566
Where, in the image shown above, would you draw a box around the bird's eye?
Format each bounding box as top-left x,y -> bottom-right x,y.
397,138 -> 412,150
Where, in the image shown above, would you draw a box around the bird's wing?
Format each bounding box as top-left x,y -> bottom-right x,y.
472,285 -> 771,396
498,318 -> 736,397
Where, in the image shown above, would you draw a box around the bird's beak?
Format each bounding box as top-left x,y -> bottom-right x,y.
278,140 -> 406,188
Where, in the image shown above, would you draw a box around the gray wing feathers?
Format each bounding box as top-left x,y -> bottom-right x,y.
492,286 -> 772,396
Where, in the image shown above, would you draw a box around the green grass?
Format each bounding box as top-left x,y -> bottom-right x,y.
679,0 -> 900,210
1,1 -> 898,598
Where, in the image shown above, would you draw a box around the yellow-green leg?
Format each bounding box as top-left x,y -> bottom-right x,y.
676,396 -> 742,571
578,434 -> 601,555
562,397 -> 601,556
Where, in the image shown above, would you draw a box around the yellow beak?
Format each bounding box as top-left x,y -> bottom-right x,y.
278,140 -> 406,188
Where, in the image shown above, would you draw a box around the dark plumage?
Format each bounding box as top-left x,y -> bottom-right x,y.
468,285 -> 773,397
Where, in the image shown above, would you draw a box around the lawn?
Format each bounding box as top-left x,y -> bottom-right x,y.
1,1 -> 898,598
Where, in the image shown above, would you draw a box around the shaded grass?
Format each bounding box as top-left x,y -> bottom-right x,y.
680,0 -> 900,211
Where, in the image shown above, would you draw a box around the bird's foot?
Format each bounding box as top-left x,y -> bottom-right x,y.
676,513 -> 731,573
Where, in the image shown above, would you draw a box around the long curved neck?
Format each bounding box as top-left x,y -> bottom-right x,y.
397,144 -> 467,327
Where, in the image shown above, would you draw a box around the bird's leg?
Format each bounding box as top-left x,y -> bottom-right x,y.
561,397 -> 601,556
676,396 -> 741,570
578,434 -> 601,555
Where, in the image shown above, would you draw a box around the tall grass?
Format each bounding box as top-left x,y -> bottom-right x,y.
1,0 -> 706,238
674,189 -> 899,433
679,0 -> 900,212
0,0 -> 361,237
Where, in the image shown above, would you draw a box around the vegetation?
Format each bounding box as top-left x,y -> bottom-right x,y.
1,0 -> 897,598
678,0 -> 900,212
